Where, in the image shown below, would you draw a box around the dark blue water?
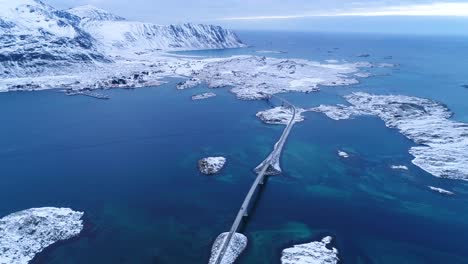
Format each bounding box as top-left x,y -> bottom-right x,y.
2,32 -> 468,263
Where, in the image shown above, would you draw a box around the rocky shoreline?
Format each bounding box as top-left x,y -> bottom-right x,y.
312,92 -> 468,181
281,236 -> 339,264
0,207 -> 84,264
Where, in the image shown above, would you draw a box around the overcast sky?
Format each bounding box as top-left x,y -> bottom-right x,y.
44,0 -> 468,35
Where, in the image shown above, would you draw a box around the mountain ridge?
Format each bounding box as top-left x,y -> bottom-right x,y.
0,0 -> 245,77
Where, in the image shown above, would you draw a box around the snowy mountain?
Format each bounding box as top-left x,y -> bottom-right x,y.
0,0 -> 108,77
66,5 -> 125,23
68,5 -> 245,55
0,0 -> 245,77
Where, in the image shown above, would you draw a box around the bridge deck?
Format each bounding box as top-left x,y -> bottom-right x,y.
212,96 -> 296,264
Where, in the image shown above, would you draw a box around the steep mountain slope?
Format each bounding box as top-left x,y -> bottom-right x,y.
68,5 -> 245,55
0,1 -> 245,77
0,0 -> 108,77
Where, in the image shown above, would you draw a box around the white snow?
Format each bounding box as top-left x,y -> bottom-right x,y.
311,104 -> 368,120
192,92 -> 216,100
0,0 -> 77,38
198,157 -> 226,175
184,56 -> 369,100
290,78 -> 326,88
256,106 -> 305,125
281,236 -> 339,264
1,54 -> 372,101
0,207 -> 84,264
313,92 -> 468,181
338,151 -> 350,158
0,1 -> 245,79
391,165 -> 409,170
208,232 -> 247,264
0,2 -> 376,98
177,78 -> 202,90
256,50 -> 287,54
428,186 -> 455,195
69,4 -> 246,56
66,5 -> 125,23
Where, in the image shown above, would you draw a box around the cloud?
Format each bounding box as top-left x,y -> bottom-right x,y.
219,2 -> 468,20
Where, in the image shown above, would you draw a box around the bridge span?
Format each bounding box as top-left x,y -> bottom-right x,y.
210,94 -> 297,264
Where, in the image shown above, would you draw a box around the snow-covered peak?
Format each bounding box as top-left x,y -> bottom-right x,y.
0,0 -> 77,38
67,5 -> 125,23
77,19 -> 245,55
0,0 -> 245,77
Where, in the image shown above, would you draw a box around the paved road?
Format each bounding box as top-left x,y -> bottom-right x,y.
212,95 -> 296,264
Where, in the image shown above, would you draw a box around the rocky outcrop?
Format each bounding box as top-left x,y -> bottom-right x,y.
0,207 -> 84,264
256,106 -> 305,125
198,157 -> 226,175
313,92 -> 468,181
281,236 -> 339,264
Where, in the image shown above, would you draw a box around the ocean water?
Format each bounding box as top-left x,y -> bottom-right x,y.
1,31 -> 468,264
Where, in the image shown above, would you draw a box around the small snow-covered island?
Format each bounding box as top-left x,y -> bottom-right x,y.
338,150 -> 350,158
391,165 -> 409,170
256,106 -> 305,125
208,232 -> 247,264
281,236 -> 339,264
0,207 -> 84,264
192,92 -> 217,101
198,157 -> 227,175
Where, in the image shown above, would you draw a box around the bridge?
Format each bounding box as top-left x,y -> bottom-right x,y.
210,94 -> 297,264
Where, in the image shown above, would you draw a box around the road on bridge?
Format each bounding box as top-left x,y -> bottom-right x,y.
212,94 -> 297,264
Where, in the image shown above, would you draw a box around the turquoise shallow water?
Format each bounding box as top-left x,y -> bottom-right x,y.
1,32 -> 468,263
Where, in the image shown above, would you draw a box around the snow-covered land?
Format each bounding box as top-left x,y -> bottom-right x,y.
198,157 -> 226,175
68,5 -> 245,56
428,186 -> 455,195
312,92 -> 468,181
0,207 -> 84,264
0,0 -> 244,78
256,106 -> 305,125
192,92 -> 216,100
0,1 -> 377,97
0,0 -> 109,76
186,56 -> 370,100
281,236 -> 339,264
208,232 -> 247,264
